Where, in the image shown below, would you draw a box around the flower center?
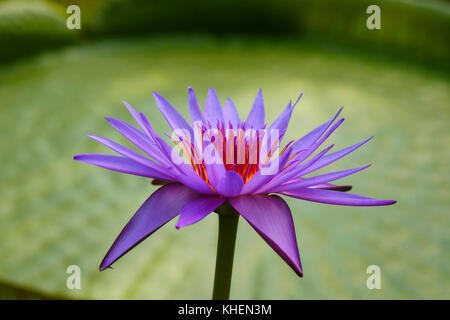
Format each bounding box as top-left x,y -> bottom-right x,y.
173,122 -> 282,186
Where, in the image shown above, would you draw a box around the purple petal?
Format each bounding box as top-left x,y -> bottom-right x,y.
174,163 -> 217,195
204,162 -> 226,191
222,98 -> 241,127
74,153 -> 168,179
280,188 -> 396,206
152,91 -> 192,134
287,117 -> 345,169
268,101 -> 293,138
275,164 -> 371,193
241,148 -> 292,194
121,100 -> 152,138
291,107 -> 343,152
230,195 -> 302,276
188,87 -> 205,125
267,93 -> 302,141
86,134 -> 173,180
215,171 -> 244,197
301,136 -> 374,175
175,196 -> 225,229
204,87 -> 224,125
288,144 -> 334,176
105,117 -> 165,163
313,117 -> 345,148
100,183 -> 198,270
138,112 -> 175,166
257,144 -> 334,194
245,89 -> 265,128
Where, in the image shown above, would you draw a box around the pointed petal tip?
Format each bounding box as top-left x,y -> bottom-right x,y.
98,184 -> 198,273
73,154 -> 90,161
230,195 -> 302,278
99,262 -> 116,271
152,91 -> 164,100
99,259 -> 110,271
294,265 -> 303,277
372,199 -> 397,206
104,116 -> 114,124
293,92 -> 303,107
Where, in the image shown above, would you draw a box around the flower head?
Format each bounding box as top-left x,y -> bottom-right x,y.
74,87 -> 396,276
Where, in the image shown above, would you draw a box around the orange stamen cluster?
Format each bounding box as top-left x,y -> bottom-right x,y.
172,123 -> 284,186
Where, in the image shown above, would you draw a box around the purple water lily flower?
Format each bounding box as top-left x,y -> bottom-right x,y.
74,87 -> 396,278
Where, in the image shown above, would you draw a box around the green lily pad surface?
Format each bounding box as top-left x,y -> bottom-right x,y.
0,37 -> 448,299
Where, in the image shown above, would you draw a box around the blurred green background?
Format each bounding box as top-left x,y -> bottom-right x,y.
0,0 -> 449,299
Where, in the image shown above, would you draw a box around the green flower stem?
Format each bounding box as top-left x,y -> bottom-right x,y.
212,206 -> 239,300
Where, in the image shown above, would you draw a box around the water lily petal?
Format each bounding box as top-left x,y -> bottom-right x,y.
223,98 -> 241,127
86,134 -> 173,180
175,163 -> 217,195
268,101 -> 293,137
105,117 -> 165,163
153,91 -> 192,134
267,93 -> 302,142
204,87 -> 224,125
241,148 -> 292,194
138,112 -> 175,166
287,117 -> 345,171
245,88 -> 265,128
301,136 -> 374,175
100,183 -> 198,270
281,188 -> 396,206
176,196 -> 225,229
230,195 -> 303,276
291,107 -> 343,152
257,144 -> 334,194
274,165 -> 371,193
121,100 -> 152,138
73,154 -> 168,179
216,171 -> 244,197
188,87 -> 205,126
